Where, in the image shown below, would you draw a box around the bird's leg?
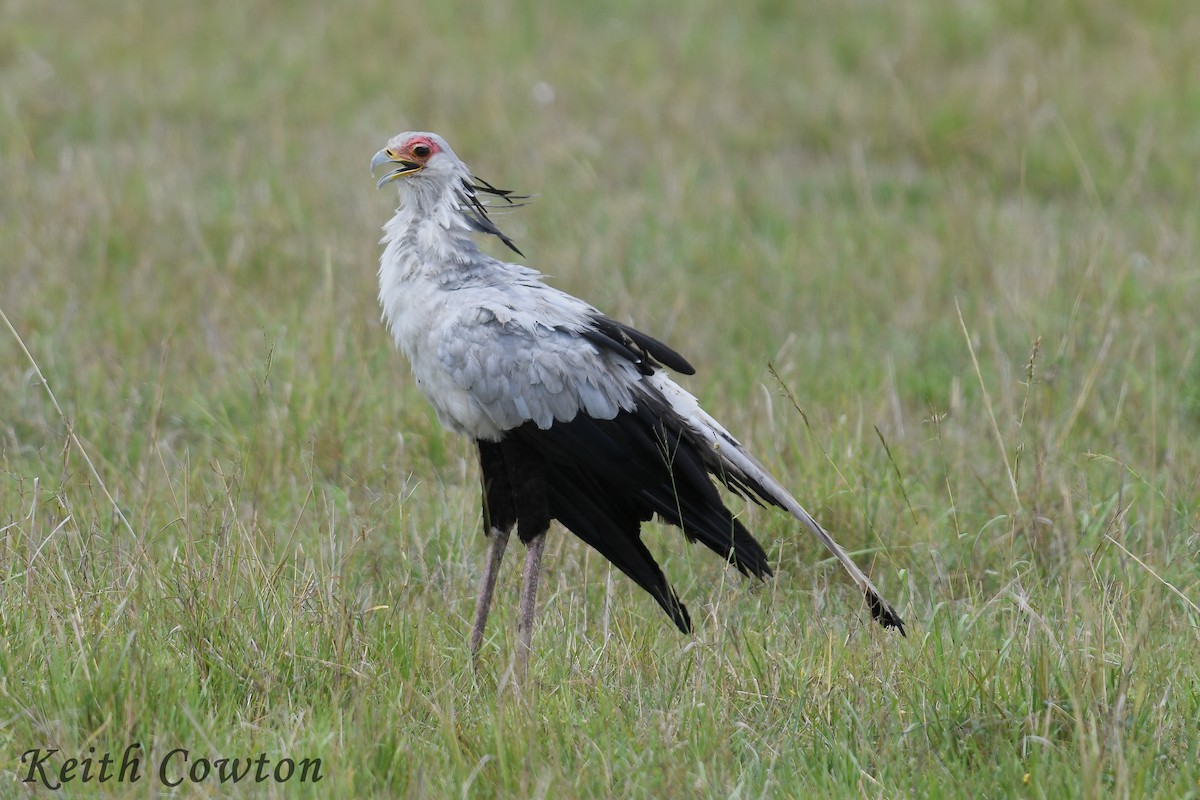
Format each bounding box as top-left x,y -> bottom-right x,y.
469,526 -> 511,661
515,530 -> 547,689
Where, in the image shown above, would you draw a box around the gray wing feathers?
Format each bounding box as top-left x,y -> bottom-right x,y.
436,302 -> 640,432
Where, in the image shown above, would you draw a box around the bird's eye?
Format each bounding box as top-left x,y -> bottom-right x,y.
412,143 -> 432,158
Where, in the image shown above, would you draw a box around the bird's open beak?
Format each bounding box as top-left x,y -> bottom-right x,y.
371,148 -> 424,187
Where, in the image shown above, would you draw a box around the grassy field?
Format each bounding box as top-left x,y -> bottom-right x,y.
3,0 -> 1199,796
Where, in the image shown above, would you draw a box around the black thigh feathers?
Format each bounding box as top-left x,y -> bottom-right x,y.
478,436 -> 548,544
476,399 -> 772,634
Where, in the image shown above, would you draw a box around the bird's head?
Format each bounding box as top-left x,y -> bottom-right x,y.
371,131 -> 458,189
371,131 -> 531,256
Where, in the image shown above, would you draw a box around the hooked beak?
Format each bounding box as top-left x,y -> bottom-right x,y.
371,148 -> 424,187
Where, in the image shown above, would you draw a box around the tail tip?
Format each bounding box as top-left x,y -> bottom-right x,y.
866,590 -> 906,637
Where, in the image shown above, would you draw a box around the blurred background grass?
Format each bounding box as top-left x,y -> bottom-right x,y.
2,0 -> 1199,797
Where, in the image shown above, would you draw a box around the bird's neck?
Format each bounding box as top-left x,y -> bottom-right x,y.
377,188 -> 495,347
379,191 -> 485,278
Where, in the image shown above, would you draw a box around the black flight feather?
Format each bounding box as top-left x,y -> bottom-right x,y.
585,315 -> 696,376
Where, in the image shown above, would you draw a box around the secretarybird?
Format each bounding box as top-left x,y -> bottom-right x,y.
371,131 -> 904,680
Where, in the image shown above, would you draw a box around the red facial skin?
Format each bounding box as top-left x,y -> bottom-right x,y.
398,135 -> 442,164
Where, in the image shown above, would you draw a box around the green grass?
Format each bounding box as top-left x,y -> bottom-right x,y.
3,0 -> 1200,796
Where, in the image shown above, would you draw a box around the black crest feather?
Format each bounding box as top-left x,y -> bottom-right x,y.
458,176 -> 533,257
